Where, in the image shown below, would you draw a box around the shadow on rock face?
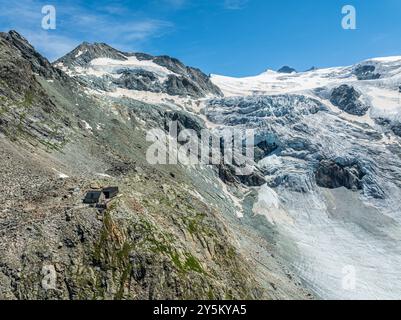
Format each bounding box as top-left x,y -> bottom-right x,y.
315,159 -> 365,191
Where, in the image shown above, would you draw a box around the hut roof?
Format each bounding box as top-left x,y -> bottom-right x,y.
83,191 -> 103,204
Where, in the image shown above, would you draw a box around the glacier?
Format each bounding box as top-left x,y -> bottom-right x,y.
207,58 -> 401,299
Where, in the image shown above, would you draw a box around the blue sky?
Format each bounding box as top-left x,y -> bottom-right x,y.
1,0 -> 401,76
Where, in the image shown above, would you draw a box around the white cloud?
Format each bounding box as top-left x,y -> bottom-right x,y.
70,14 -> 173,43
0,0 -> 41,20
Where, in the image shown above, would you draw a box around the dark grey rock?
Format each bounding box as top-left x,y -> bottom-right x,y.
315,159 -> 365,190
114,69 -> 163,93
166,110 -> 204,137
277,66 -> 296,74
354,65 -> 381,80
391,122 -> 401,137
153,55 -> 222,97
254,140 -> 279,162
330,85 -> 369,116
133,52 -> 154,61
218,163 -> 266,187
0,30 -> 65,80
164,75 -> 203,98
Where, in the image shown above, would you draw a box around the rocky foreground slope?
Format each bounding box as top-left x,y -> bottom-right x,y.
0,31 -> 309,300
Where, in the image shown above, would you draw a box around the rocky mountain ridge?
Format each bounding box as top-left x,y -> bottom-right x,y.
55,41 -> 222,99
0,30 -> 310,300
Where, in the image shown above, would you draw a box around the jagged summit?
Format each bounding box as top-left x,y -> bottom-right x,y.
55,42 -> 128,68
54,41 -> 223,98
1,30 -> 31,48
0,30 -> 63,79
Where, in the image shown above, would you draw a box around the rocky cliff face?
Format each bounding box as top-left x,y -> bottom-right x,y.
0,31 -> 65,80
0,30 -> 72,146
0,31 -> 310,300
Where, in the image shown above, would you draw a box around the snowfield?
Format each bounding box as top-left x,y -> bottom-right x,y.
89,56 -> 178,82
211,56 -> 401,123
57,55 -> 178,82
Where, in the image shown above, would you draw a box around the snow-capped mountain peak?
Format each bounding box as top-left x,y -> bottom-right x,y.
53,43 -> 223,101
